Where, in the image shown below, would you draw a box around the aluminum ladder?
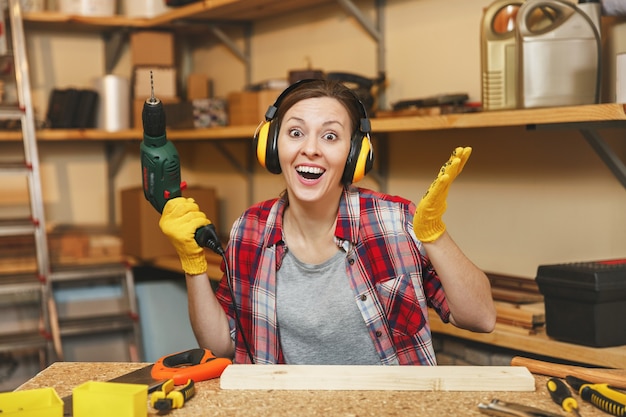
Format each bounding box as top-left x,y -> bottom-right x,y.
0,0 -> 61,368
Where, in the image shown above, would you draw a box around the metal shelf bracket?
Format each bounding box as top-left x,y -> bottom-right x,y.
580,128 -> 626,189
531,121 -> 626,190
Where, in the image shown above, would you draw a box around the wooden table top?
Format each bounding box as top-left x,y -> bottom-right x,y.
16,361 -> 620,417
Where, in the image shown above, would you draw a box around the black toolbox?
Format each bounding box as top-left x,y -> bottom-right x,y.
535,259 -> 626,347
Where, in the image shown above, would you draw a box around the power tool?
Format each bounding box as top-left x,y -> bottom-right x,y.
140,73 -> 254,363
140,71 -> 223,255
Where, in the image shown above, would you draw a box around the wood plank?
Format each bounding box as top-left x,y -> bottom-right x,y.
372,103 -> 626,132
1,104 -> 625,143
428,312 -> 626,369
495,301 -> 545,329
491,287 -> 544,303
219,365 -> 535,391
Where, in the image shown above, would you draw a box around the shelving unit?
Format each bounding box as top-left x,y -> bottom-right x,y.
14,1 -> 625,189
1,103 -> 625,142
1,103 -> 624,189
1,0 -> 624,373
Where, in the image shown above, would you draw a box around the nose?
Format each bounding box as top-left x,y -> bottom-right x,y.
301,134 -> 320,156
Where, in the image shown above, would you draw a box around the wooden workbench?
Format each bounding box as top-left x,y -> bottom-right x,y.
17,362 -> 617,416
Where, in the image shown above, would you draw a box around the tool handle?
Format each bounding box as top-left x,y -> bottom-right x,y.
511,356 -> 626,390
177,379 -> 196,403
547,378 -> 579,412
580,384 -> 626,417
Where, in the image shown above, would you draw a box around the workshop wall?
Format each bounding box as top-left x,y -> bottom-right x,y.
13,0 -> 626,280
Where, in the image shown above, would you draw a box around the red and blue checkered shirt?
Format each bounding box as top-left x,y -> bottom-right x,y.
215,186 -> 450,365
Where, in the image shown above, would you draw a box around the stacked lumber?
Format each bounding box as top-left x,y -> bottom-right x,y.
0,225 -> 124,275
47,224 -> 124,266
0,234 -> 37,274
487,272 -> 545,335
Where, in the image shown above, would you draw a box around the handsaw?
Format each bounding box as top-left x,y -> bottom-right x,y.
62,364 -> 166,416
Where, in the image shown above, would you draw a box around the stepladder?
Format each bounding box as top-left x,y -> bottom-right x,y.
49,261 -> 143,363
0,0 -> 62,376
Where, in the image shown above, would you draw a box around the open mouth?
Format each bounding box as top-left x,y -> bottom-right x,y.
296,165 -> 325,180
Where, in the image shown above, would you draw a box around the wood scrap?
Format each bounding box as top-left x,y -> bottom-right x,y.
219,365 -> 536,391
495,301 -> 545,330
511,356 -> 626,390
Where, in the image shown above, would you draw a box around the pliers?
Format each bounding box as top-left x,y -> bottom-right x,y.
478,399 -> 563,417
150,378 -> 195,414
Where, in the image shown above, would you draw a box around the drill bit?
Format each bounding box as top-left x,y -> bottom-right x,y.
147,70 -> 161,106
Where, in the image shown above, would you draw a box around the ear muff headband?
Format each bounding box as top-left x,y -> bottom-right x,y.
254,79 -> 374,184
255,121 -> 271,170
350,135 -> 372,184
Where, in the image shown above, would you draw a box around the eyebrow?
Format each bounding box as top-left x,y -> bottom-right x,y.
284,116 -> 346,129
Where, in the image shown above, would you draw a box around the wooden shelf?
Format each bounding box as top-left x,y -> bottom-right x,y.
372,103 -> 626,132
23,0 -> 337,30
428,312 -> 626,369
2,103 -> 625,143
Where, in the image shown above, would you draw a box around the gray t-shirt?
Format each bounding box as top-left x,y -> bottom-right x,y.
276,249 -> 381,365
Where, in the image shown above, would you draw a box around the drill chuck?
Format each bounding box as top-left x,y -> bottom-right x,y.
142,97 -> 166,142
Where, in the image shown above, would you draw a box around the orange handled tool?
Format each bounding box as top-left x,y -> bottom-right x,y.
151,348 -> 232,385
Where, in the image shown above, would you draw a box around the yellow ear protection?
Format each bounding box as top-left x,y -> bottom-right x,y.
254,79 -> 374,184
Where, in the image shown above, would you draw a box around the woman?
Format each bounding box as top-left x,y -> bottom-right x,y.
159,79 -> 496,365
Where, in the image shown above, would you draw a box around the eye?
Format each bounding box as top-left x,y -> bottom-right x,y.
323,132 -> 338,141
288,128 -> 303,138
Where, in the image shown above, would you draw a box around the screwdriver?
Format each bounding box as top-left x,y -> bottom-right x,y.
566,375 -> 626,417
547,378 -> 582,417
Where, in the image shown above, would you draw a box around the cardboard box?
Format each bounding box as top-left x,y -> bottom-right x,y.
227,90 -> 282,126
536,259 -> 626,347
130,31 -> 174,67
187,73 -> 209,100
120,186 -> 219,260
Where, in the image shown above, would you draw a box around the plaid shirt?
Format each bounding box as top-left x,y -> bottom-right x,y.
215,186 -> 450,365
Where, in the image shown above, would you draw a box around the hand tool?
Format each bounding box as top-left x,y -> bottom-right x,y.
478,398 -> 563,417
510,356 -> 626,390
546,378 -> 582,417
151,348 -> 232,385
62,364 -> 167,416
140,71 -> 223,255
566,375 -> 626,417
151,378 -> 195,414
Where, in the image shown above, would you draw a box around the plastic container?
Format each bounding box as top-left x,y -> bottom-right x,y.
480,0 -> 525,110
59,0 -> 116,16
536,259 -> 626,347
516,0 -> 601,108
0,387 -> 63,417
72,381 -> 147,417
121,0 -> 172,18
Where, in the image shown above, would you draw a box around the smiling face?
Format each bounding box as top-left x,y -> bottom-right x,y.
277,96 -> 353,206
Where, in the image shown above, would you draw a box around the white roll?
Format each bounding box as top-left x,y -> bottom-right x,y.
616,53 -> 626,102
94,75 -> 130,132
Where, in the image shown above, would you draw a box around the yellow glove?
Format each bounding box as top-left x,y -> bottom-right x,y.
159,197 -> 211,275
414,147 -> 472,243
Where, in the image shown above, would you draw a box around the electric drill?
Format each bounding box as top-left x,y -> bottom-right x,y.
140,72 -> 223,255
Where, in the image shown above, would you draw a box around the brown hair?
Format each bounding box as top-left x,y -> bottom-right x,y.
274,79 -> 363,135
